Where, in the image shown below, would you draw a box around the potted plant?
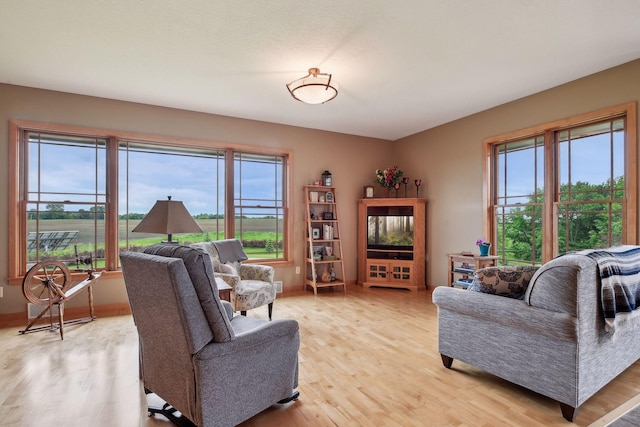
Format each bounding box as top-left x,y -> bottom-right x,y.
476,237 -> 491,256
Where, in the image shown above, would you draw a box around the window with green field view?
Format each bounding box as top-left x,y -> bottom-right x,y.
118,141 -> 226,254
234,153 -> 285,259
13,125 -> 290,276
25,132 -> 107,270
488,107 -> 635,266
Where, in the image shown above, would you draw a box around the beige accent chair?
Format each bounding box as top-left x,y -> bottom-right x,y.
191,239 -> 276,319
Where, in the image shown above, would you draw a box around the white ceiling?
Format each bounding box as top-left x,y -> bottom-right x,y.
2,1 -> 640,141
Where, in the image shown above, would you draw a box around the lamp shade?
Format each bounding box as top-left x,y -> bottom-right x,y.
132,197 -> 202,242
286,68 -> 338,104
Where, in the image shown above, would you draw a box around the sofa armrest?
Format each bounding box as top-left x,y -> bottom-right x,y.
239,264 -> 275,283
432,286 -> 577,341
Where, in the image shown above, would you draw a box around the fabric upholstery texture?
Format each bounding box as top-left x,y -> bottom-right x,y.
190,241 -> 276,314
467,265 -> 539,299
143,244 -> 234,343
213,238 -> 249,263
120,249 -> 300,427
433,249 -> 640,421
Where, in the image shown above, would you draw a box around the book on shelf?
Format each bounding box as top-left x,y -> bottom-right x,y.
454,267 -> 475,275
453,278 -> 473,288
323,224 -> 333,240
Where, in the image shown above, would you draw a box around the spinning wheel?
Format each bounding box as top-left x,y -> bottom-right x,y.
20,260 -> 102,340
22,261 -> 71,306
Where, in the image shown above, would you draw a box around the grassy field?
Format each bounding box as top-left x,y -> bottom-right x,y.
28,219 -> 284,265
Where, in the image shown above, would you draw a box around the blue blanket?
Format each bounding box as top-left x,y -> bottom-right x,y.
575,245 -> 640,333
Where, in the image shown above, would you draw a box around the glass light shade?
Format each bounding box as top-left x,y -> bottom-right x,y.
286,68 -> 338,104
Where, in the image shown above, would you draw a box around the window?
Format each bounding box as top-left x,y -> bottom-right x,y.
24,132 -> 108,270
493,136 -> 545,264
485,103 -> 637,265
233,153 -> 286,259
9,121 -> 291,279
118,141 -> 226,254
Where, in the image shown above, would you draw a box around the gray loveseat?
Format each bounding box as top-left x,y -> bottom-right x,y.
432,250 -> 640,421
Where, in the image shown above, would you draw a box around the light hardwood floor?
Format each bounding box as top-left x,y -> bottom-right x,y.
1,285 -> 640,427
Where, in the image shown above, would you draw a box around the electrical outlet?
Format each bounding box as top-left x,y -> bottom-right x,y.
274,281 -> 283,293
295,266 -> 300,274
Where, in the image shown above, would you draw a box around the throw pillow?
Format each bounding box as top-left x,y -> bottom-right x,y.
467,266 -> 540,299
218,262 -> 237,275
225,261 -> 242,275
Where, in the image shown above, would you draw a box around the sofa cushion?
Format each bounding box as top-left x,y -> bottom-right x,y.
143,244 -> 235,343
467,266 -> 540,299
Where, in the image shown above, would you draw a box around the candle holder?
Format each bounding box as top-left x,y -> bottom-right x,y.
415,179 -> 422,197
402,177 -> 409,197
394,183 -> 400,198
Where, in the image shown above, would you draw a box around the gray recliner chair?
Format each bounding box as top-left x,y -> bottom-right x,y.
120,244 -> 300,427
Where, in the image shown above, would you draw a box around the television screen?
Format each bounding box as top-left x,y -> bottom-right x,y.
367,214 -> 414,251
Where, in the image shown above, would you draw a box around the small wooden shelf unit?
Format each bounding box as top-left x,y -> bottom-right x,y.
447,253 -> 499,288
304,185 -> 347,295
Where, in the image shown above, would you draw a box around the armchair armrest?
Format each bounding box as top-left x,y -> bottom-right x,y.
215,272 -> 240,288
221,300 -> 234,320
196,318 -> 299,359
238,264 -> 275,283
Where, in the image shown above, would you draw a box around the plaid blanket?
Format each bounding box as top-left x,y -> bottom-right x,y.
575,245 -> 640,333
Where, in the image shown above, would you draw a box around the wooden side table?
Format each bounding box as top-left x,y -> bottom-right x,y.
448,253 -> 499,288
216,279 -> 232,302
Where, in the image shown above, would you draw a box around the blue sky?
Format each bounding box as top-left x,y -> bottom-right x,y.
32,142 -> 276,216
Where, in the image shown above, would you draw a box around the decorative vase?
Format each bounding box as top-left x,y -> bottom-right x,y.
479,243 -> 491,256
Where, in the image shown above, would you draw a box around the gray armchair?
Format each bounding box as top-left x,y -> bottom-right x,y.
120,244 -> 299,427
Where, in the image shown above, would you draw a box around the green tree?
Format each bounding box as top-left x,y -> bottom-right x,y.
501,177 -> 624,262
41,203 -> 67,219
90,205 -> 105,220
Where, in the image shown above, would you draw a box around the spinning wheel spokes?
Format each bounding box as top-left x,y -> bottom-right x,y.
22,261 -> 71,306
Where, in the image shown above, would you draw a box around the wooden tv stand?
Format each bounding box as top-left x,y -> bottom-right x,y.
357,198 -> 427,291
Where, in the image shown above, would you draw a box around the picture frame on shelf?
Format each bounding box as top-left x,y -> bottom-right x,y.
323,212 -> 334,220
312,228 -> 320,239
326,191 -> 334,203
364,185 -> 374,198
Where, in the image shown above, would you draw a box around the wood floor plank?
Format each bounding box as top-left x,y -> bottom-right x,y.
1,285 -> 640,426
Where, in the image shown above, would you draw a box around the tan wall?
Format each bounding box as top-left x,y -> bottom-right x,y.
0,84 -> 392,315
395,59 -> 640,287
1,58 -> 639,317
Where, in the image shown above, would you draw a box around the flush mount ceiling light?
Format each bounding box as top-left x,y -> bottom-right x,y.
286,67 -> 338,104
